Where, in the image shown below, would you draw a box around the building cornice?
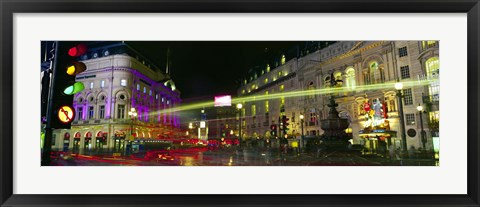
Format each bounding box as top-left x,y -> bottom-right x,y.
320,41 -> 386,66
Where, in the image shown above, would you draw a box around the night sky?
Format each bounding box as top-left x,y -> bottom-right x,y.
125,41 -> 301,101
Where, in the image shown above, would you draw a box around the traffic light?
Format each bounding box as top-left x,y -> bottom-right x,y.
282,115 -> 290,135
46,42 -> 87,129
270,124 -> 277,136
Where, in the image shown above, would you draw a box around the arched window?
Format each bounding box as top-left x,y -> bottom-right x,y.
345,67 -> 356,90
308,81 -> 315,101
364,61 -> 385,85
425,57 -> 439,77
425,57 -> 440,101
369,61 -> 385,84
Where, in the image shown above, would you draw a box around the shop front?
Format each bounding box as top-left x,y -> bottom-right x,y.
113,131 -> 126,152
73,132 -> 81,153
84,132 -> 93,153
95,131 -> 107,152
359,129 -> 398,155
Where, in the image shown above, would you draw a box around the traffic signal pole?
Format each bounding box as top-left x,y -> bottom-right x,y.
41,128 -> 53,166
41,42 -> 57,166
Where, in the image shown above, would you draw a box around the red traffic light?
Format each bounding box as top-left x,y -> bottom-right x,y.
68,44 -> 87,57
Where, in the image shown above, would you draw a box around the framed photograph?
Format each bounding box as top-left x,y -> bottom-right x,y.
1,0 -> 479,206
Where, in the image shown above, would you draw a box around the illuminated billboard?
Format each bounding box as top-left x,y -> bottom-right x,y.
214,95 -> 231,107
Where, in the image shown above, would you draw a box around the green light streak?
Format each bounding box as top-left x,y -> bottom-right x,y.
150,79 -> 438,117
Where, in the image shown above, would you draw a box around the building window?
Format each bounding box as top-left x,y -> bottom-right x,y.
310,112 -> 316,124
398,46 -> 408,57
368,61 -> 384,84
90,82 -> 94,89
406,113 -> 415,125
425,57 -> 440,102
143,87 -> 146,94
400,65 -> 410,79
162,97 -> 165,102
403,88 -> 413,105
281,54 -> 286,65
251,105 -> 256,116
117,105 -> 125,119
264,78 -> 268,84
136,84 -> 140,91
101,80 -> 105,88
167,100 -> 170,105
422,41 -> 437,49
88,106 -> 94,119
385,95 -> 397,112
76,107 -> 83,120
345,67 -> 356,90
425,57 -> 440,77
280,85 -> 284,92
149,90 -> 152,96
308,82 -> 315,101
121,79 -> 127,86
99,105 -> 105,119
155,94 -> 158,100
265,101 -> 269,113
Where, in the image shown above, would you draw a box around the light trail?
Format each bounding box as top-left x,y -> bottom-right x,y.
152,79 -> 438,116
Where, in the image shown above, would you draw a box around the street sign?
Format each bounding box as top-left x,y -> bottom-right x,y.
57,105 -> 75,124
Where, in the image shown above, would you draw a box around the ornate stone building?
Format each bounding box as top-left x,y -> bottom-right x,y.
50,42 -> 181,153
237,41 -> 439,152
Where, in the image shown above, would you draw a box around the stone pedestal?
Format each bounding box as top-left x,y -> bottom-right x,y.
319,95 -> 350,151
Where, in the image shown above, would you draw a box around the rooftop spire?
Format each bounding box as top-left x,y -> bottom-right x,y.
165,47 -> 171,75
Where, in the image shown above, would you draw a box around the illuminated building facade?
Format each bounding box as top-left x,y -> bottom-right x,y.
50,42 -> 181,153
238,41 -> 439,152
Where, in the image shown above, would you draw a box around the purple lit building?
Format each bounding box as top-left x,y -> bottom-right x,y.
51,42 -> 181,153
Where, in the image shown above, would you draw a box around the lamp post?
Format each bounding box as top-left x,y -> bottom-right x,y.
417,104 -> 427,151
237,103 -> 243,147
395,81 -> 408,154
300,114 -> 304,149
127,107 -> 137,155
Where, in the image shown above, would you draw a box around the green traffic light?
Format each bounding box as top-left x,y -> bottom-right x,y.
63,82 -> 85,95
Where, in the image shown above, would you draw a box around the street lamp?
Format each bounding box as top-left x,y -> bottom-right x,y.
236,103 -> 243,146
417,104 -> 427,151
299,114 -> 305,149
395,81 -> 408,154
127,107 -> 137,154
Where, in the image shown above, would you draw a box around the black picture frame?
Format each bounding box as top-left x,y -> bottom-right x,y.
1,0 -> 479,206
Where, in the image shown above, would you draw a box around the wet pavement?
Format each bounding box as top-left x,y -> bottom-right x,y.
48,147 -> 439,166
